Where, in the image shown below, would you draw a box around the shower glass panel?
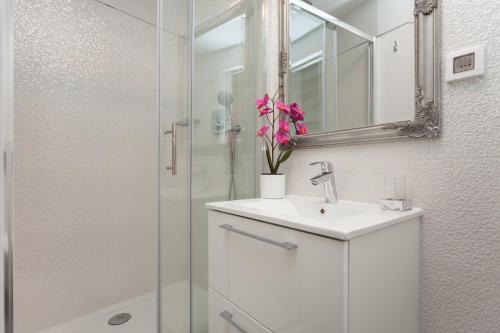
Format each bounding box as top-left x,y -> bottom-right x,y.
288,3 -> 374,133
13,0 -> 158,332
158,0 -> 191,332
289,5 -> 337,132
290,9 -> 328,132
191,0 -> 265,331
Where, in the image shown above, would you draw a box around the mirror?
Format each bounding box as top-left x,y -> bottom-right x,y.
280,0 -> 440,147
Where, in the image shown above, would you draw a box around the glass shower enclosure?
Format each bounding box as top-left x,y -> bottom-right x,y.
0,0 -> 264,332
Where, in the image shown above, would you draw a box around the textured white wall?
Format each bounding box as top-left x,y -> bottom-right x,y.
284,1 -> 500,332
13,0 -> 157,332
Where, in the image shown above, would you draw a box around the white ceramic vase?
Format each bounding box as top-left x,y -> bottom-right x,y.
260,174 -> 286,199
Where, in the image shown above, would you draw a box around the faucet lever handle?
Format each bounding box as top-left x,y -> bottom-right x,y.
310,161 -> 333,173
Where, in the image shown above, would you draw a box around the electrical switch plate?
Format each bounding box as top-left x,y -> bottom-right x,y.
446,45 -> 485,82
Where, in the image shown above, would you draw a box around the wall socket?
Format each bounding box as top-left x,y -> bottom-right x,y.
446,45 -> 485,82
453,53 -> 475,73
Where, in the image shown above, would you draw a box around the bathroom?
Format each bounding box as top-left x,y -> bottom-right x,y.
0,0 -> 499,332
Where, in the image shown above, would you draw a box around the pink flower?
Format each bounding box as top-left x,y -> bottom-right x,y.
279,119 -> 290,133
257,125 -> 270,137
256,94 -> 269,109
259,107 -> 272,117
276,100 -> 290,114
290,102 -> 305,121
296,122 -> 308,135
276,130 -> 290,145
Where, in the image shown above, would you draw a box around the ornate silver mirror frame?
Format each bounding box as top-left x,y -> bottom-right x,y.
279,0 -> 440,148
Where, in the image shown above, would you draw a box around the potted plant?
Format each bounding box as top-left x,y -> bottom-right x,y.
256,92 -> 308,199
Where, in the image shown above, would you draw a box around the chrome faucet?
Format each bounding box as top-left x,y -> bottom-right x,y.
310,161 -> 337,204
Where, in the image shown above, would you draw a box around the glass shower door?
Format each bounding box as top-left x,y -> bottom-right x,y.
191,0 -> 265,331
158,0 -> 191,332
159,0 -> 264,332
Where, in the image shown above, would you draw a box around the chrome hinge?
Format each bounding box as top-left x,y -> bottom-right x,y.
279,50 -> 288,75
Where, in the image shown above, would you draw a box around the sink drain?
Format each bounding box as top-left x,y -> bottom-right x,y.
108,313 -> 131,326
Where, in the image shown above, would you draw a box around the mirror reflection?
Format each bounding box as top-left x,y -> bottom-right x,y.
288,0 -> 416,133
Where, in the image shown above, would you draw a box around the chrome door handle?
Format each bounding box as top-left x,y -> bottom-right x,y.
220,311 -> 247,333
164,122 -> 177,175
219,224 -> 298,250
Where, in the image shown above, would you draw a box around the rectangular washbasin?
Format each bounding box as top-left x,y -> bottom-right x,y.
206,195 -> 423,240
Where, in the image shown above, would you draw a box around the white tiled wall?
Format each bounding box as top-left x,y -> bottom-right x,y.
14,0 -> 157,331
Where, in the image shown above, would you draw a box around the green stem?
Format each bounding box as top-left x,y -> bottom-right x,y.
271,112 -> 275,173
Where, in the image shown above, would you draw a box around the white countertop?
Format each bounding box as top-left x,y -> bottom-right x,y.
206,196 -> 423,240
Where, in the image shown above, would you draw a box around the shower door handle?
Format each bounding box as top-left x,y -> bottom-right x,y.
164,122 -> 177,175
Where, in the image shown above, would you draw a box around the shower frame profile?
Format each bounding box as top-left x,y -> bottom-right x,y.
0,0 -> 14,332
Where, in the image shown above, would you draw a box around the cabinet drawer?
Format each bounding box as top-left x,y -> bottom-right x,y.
208,210 -> 347,333
209,288 -> 272,333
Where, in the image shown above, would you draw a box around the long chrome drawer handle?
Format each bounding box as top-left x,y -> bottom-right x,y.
220,311 -> 247,333
219,224 -> 298,250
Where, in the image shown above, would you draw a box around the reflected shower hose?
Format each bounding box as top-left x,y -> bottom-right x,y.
228,125 -> 241,200
217,91 -> 239,201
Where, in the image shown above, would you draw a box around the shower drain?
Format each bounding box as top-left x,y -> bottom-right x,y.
108,313 -> 132,326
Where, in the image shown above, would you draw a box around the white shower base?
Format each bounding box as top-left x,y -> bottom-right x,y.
36,292 -> 156,333
36,281 -> 207,333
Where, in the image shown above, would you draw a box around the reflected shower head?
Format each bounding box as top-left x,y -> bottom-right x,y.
217,91 -> 234,107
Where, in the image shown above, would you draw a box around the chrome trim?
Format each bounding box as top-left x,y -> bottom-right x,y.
164,122 -> 177,175
195,1 -> 249,36
0,0 -> 14,331
309,161 -> 332,173
367,39 -> 375,124
278,0 -> 289,99
163,119 -> 199,131
309,161 -> 337,204
187,0 -> 194,330
320,22 -> 327,129
219,224 -> 298,250
290,0 -> 374,41
280,0 -> 441,147
220,311 -> 247,333
156,0 -> 162,332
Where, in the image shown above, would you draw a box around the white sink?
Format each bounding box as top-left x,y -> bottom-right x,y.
233,195 -> 365,221
206,195 -> 423,240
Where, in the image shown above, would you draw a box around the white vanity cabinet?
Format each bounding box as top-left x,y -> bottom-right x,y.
207,200 -> 420,333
